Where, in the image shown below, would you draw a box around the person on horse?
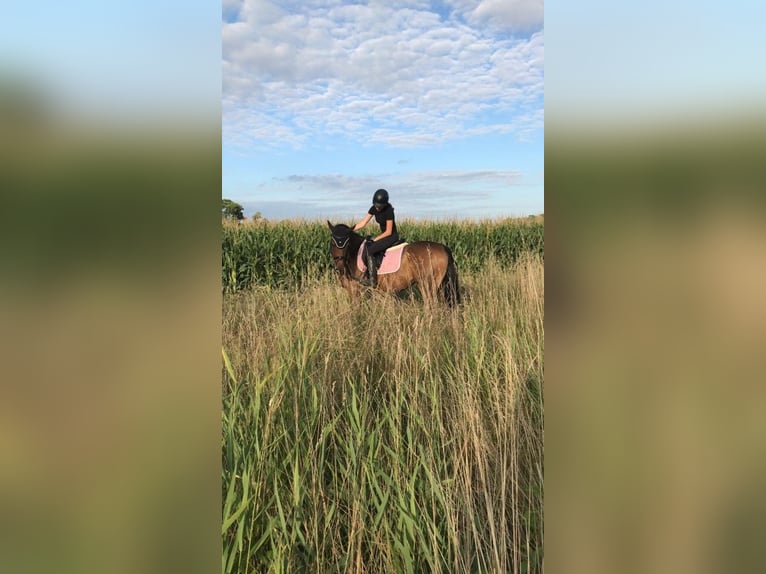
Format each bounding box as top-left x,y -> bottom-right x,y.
353,188 -> 400,287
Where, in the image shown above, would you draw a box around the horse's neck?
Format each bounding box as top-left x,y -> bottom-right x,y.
347,235 -> 362,269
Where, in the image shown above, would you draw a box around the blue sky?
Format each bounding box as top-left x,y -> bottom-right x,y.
1,1 -> 220,124
546,0 -> 766,127
222,0 -> 544,220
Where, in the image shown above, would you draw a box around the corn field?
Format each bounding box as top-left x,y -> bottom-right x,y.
222,217 -> 544,292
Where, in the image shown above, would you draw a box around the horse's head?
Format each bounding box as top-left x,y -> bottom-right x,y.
327,221 -> 356,275
327,221 -> 353,249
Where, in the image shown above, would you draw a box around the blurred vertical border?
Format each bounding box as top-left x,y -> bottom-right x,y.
546,1 -> 766,573
0,2 -> 221,573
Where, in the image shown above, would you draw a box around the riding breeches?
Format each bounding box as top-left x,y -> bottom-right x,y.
365,234 -> 400,257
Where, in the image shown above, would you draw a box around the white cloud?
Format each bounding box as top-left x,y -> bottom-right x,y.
223,0 -> 544,149
471,0 -> 544,34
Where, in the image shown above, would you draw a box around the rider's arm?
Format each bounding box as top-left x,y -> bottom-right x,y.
353,214 -> 372,231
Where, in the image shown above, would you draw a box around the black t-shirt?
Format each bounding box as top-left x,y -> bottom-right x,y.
368,204 -> 398,235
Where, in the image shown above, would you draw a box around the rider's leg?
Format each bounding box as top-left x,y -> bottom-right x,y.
360,241 -> 376,286
361,235 -> 399,287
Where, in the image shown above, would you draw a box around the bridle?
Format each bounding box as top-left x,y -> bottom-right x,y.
330,233 -> 353,278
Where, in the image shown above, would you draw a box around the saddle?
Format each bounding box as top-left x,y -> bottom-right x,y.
357,241 -> 408,275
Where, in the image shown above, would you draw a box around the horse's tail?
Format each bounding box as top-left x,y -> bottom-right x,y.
440,246 -> 461,307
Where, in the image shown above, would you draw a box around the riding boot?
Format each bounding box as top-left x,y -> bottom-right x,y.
365,252 -> 378,287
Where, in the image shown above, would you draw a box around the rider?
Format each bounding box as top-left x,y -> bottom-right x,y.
353,188 -> 400,287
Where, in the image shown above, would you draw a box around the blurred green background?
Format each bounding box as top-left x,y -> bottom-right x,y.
546,1 -> 766,572
1,2 -> 221,573
546,123 -> 766,574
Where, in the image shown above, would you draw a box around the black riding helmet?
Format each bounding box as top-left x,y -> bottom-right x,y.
372,188 -> 389,210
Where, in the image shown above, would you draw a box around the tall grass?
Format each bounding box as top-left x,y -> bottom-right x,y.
222,255 -> 544,573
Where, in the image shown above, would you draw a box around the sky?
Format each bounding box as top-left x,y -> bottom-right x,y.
1,1 -> 220,124
3,1 -> 764,222
222,0 -> 544,221
546,0 -> 766,128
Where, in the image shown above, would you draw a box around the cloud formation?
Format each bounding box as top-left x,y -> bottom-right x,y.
238,167 -> 534,220
471,0 -> 544,34
223,0 -> 544,149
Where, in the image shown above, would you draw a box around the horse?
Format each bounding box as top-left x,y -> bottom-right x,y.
327,221 -> 461,306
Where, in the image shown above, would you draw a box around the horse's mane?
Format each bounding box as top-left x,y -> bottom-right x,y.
332,223 -> 355,237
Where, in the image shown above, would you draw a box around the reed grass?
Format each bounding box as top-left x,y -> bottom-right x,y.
222,254 -> 544,573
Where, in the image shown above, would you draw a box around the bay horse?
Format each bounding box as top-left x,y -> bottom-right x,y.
327,221 -> 460,306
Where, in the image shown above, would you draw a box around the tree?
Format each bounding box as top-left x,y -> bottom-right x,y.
222,198 -> 244,221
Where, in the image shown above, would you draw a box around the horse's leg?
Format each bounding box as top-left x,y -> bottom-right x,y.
435,261 -> 450,306
423,250 -> 445,307
416,267 -> 438,307
340,277 -> 362,303
424,250 -> 452,307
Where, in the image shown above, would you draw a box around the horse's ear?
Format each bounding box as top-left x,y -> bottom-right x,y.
327,220 -> 333,231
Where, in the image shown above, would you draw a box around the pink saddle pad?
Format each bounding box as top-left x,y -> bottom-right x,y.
357,243 -> 407,275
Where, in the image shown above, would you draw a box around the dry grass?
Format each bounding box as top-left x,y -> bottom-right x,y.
222,255 -> 543,573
